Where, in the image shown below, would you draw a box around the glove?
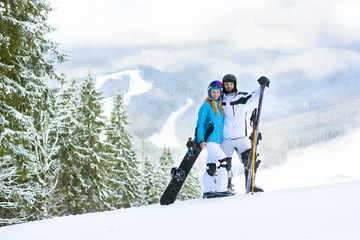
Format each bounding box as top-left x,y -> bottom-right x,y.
257,76 -> 270,87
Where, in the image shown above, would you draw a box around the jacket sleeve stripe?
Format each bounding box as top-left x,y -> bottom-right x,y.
230,94 -> 252,105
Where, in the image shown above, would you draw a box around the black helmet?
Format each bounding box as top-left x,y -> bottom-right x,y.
222,74 -> 237,94
207,80 -> 223,100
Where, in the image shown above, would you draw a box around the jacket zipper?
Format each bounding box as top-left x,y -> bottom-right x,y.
219,112 -> 221,142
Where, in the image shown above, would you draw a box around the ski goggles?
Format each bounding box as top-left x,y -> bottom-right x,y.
209,81 -> 222,88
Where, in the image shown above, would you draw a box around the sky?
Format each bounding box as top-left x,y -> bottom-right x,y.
48,0 -> 360,50
47,0 -> 360,77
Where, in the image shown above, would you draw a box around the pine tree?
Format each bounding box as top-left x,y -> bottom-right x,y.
178,168 -> 202,200
159,147 -> 174,192
50,79 -> 83,216
32,85 -> 62,220
0,0 -> 65,225
68,72 -> 112,213
139,130 -> 146,205
142,157 -> 162,205
105,94 -> 142,208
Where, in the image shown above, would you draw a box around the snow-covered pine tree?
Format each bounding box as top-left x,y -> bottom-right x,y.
159,147 -> 174,191
0,0 -> 65,225
142,157 -> 162,205
49,79 -> 84,216
72,72 -> 113,213
139,131 -> 146,205
104,94 -> 142,208
31,85 -> 62,220
178,168 -> 202,200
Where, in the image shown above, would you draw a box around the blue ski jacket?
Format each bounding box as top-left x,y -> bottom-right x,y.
196,99 -> 224,144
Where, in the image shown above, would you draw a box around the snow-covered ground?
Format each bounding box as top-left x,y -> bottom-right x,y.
1,129 -> 360,239
255,127 -> 360,192
0,181 -> 359,240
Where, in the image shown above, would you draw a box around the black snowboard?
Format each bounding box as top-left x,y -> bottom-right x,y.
160,124 -> 214,205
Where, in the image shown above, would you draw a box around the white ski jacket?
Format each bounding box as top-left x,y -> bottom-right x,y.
221,87 -> 260,139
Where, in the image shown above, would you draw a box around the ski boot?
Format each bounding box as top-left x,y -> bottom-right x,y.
244,167 -> 264,193
203,191 -> 216,198
215,191 -> 234,197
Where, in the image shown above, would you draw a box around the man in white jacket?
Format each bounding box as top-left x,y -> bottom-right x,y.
220,74 -> 269,193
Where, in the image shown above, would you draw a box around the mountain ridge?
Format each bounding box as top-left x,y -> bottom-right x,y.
93,47 -> 360,166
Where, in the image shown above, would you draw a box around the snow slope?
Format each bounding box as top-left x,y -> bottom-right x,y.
0,181 -> 359,240
97,70 -> 152,117
255,127 -> 360,192
1,129 -> 360,239
2,105 -> 360,240
148,98 -> 194,148
96,70 -> 152,100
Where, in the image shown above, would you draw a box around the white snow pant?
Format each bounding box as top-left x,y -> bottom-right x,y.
203,142 -> 228,193
221,137 -> 251,165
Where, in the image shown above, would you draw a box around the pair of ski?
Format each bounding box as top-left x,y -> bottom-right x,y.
160,81 -> 269,205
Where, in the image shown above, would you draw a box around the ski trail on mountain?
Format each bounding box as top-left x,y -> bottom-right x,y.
96,70 -> 152,107
97,70 -> 152,118
149,98 -> 193,148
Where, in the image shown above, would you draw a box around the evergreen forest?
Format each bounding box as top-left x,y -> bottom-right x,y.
0,0 -> 201,226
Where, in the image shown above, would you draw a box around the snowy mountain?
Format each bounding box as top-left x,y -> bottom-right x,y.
97,69 -> 152,106
93,47 -> 360,167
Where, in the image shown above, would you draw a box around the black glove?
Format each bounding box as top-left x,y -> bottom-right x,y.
257,76 -> 270,87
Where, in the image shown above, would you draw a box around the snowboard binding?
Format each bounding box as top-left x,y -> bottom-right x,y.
171,167 -> 187,181
186,138 -> 201,154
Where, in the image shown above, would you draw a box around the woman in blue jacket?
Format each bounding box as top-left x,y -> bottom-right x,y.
197,81 -> 232,198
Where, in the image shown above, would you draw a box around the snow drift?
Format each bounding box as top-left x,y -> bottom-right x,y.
0,181 -> 359,240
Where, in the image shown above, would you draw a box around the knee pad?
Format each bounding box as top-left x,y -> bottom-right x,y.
206,163 -> 216,176
241,149 -> 251,166
218,157 -> 232,171
241,149 -> 251,160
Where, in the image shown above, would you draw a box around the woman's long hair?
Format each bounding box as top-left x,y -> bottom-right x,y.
205,97 -> 224,116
